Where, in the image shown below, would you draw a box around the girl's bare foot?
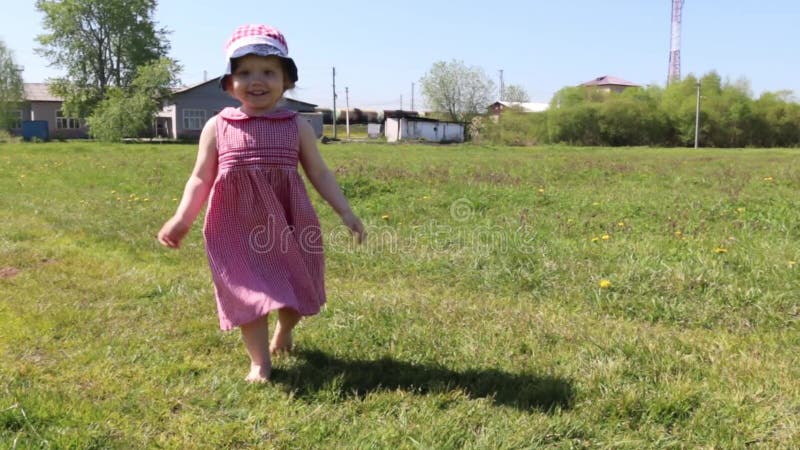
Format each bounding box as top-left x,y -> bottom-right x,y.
245,363 -> 271,383
240,316 -> 271,382
270,308 -> 301,354
269,323 -> 293,354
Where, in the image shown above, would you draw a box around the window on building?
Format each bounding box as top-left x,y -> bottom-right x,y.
183,109 -> 206,130
12,110 -> 23,129
56,110 -> 82,129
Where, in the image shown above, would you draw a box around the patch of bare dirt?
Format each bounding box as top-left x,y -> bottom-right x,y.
0,267 -> 20,279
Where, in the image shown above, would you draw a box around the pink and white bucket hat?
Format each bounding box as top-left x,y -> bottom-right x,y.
220,24 -> 298,89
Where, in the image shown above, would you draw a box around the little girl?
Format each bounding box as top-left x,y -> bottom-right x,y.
157,24 -> 364,382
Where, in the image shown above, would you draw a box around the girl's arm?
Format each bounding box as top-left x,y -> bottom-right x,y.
297,117 -> 365,243
157,117 -> 219,248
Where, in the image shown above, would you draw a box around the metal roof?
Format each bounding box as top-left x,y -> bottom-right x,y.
23,83 -> 62,102
580,75 -> 639,87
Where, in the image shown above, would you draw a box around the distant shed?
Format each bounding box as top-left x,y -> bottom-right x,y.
384,111 -> 464,143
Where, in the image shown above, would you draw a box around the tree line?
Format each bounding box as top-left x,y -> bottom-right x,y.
472,72 -> 800,148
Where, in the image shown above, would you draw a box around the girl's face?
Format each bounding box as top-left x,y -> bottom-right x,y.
228,55 -> 287,115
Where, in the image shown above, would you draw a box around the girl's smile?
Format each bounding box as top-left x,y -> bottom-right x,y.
229,55 -> 287,115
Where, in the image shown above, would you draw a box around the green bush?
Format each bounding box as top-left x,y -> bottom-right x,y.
474,111 -> 548,146
0,129 -> 19,143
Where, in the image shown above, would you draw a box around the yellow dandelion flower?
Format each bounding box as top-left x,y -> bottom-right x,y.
714,247 -> 727,254
617,222 -> 625,227
422,196 -> 430,200
674,230 -> 682,236
172,197 -> 178,201
111,190 -> 117,194
381,214 -> 390,220
591,237 -> 600,243
538,188 -> 545,193
736,207 -> 745,213
601,234 -> 610,240
763,176 -> 773,181
599,279 -> 612,289
788,260 -> 796,268
592,202 -> 600,206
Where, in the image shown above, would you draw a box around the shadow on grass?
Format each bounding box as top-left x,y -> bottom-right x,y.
272,349 -> 574,412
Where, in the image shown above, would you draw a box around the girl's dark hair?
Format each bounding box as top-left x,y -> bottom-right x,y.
228,56 -> 296,91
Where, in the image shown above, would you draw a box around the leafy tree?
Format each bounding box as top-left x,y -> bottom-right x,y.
547,103 -> 601,145
753,91 -> 800,147
87,57 -> 180,141
0,40 -> 24,130
503,84 -> 530,103
420,60 -> 495,122
130,56 -> 180,100
597,97 -> 669,146
660,74 -> 701,146
550,85 -> 607,109
35,0 -> 169,117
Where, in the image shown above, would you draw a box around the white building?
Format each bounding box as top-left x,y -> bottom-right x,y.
488,101 -> 550,114
384,113 -> 464,143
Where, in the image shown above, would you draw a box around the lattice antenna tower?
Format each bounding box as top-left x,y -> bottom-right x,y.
668,0 -> 684,84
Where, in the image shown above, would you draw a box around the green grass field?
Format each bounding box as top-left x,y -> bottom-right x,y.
1,141 -> 799,448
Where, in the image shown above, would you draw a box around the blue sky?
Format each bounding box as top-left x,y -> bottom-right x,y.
3,0 -> 799,110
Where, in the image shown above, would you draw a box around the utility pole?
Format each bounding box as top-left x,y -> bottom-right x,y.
411,83 -> 415,111
400,95 -> 403,111
694,80 -> 701,148
332,67 -> 337,139
499,69 -> 505,101
345,86 -> 350,140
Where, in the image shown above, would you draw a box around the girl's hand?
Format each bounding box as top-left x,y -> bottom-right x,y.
157,216 -> 192,249
341,211 -> 365,244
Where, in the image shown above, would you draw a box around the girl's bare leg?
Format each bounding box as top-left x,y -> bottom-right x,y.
240,315 -> 271,382
270,308 -> 301,354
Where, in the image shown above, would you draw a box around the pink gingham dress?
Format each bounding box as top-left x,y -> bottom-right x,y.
203,107 -> 325,330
